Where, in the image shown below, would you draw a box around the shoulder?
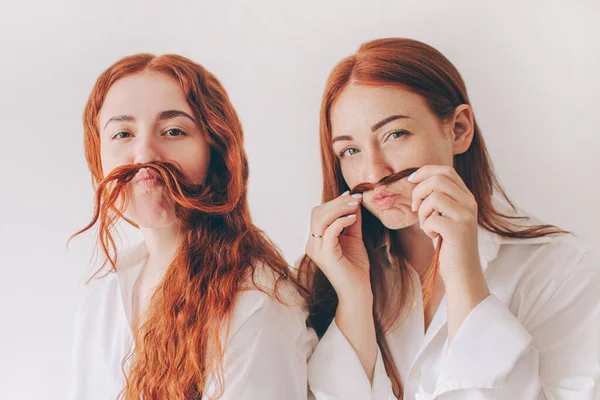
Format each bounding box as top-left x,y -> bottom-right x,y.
487,197 -> 591,276
491,226 -> 591,282
483,205 -> 598,311
227,261 -> 309,342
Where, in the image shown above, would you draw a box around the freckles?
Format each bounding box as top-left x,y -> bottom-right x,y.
340,165 -> 361,188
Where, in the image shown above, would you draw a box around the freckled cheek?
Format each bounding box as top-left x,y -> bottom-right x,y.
417,140 -> 452,165
339,163 -> 363,189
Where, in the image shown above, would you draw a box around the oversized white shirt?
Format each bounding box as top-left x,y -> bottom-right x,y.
307,204 -> 600,400
68,241 -> 317,400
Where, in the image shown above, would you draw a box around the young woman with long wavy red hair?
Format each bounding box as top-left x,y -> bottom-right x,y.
300,38 -> 600,399
67,54 -> 315,400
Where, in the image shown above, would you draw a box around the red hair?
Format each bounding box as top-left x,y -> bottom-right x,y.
70,54 -> 304,399
298,38 -> 566,397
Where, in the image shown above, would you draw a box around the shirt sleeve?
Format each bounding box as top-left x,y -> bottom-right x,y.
308,319 -> 397,400
308,250 -> 600,400
205,290 -> 318,400
430,251 -> 600,399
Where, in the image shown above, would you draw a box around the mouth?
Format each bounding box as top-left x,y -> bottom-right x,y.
370,190 -> 399,210
134,168 -> 163,186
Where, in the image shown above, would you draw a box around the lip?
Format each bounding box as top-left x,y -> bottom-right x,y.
370,190 -> 399,210
134,168 -> 162,186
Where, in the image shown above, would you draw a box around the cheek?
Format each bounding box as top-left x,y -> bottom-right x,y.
175,140 -> 211,185
421,134 -> 454,165
99,149 -> 116,178
384,140 -> 432,170
99,141 -> 128,178
339,161 -> 362,188
385,133 -> 454,170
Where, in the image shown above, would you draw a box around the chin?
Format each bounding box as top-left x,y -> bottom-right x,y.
365,203 -> 418,230
127,190 -> 177,228
132,211 -> 178,229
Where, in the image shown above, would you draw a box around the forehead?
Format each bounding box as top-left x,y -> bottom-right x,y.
330,84 -> 432,134
98,70 -> 193,126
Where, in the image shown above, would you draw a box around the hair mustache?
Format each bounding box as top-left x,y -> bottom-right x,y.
350,167 -> 419,195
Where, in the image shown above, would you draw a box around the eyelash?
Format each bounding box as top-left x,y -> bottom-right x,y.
386,129 -> 409,141
111,128 -> 187,140
338,129 -> 409,158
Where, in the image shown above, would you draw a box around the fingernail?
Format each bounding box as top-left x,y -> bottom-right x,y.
408,172 -> 416,182
347,214 -> 356,218
347,201 -> 359,206
351,193 -> 363,199
342,190 -> 349,196
411,203 -> 416,212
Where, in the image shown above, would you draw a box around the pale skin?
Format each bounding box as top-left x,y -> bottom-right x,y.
306,84 -> 490,384
98,70 -> 211,332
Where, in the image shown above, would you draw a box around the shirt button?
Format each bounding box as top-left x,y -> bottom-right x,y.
411,300 -> 418,308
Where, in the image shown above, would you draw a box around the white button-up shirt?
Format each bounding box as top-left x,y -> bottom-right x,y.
308,203 -> 600,399
68,241 -> 317,400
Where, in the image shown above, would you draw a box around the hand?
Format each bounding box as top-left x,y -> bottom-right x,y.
409,165 -> 483,281
409,165 -> 490,341
306,190 -> 379,383
305,191 -> 372,303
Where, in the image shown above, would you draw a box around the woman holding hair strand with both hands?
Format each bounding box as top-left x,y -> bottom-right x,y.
300,38 -> 600,400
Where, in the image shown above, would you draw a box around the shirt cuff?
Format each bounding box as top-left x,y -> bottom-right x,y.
434,294 -> 533,396
308,319 -> 394,400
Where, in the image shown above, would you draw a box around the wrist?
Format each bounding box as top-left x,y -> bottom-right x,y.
444,267 -> 490,305
336,283 -> 374,310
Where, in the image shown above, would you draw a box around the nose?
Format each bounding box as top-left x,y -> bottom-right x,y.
133,134 -> 162,165
362,150 -> 393,184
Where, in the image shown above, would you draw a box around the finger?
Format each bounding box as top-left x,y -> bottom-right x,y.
323,191 -> 364,214
310,194 -> 363,237
322,214 -> 359,251
408,165 -> 469,192
417,192 -> 462,229
411,174 -> 466,213
341,202 -> 363,239
421,213 -> 452,240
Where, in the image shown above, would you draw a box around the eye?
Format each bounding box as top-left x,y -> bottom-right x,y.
340,147 -> 360,158
385,129 -> 409,142
163,128 -> 186,137
112,131 -> 131,140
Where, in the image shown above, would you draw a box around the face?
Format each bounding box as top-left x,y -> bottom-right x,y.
331,84 -> 461,230
98,70 -> 211,228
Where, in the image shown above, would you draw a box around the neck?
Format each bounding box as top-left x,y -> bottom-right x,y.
392,223 -> 435,275
139,220 -> 182,274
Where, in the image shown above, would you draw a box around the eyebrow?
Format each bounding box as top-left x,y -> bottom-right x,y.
331,114 -> 410,144
332,135 -> 353,144
370,114 -> 410,132
103,109 -> 196,130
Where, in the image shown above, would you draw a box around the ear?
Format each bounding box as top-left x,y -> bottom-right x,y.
450,104 -> 475,155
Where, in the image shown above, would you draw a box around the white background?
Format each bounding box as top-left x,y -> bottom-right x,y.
0,1 -> 598,398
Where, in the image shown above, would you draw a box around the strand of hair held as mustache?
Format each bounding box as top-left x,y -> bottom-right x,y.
68,161 -> 234,271
350,167 -> 442,309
